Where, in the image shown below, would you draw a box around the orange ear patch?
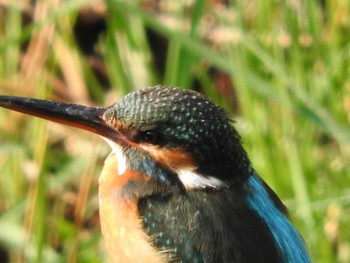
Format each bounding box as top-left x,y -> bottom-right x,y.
140,144 -> 197,172
99,154 -> 167,263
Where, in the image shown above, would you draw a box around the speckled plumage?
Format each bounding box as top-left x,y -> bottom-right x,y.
104,86 -> 250,185
0,87 -> 311,263
100,86 -> 310,262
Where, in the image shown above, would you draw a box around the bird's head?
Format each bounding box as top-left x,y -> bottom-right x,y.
103,86 -> 250,190
0,86 -> 250,198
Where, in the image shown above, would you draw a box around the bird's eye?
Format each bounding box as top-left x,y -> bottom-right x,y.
134,130 -> 159,144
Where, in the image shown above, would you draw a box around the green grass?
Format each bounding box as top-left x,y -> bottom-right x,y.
1,0 -> 350,262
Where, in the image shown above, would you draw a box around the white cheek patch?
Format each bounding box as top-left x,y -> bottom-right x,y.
102,138 -> 227,190
102,137 -> 127,175
140,144 -> 228,190
177,169 -> 228,190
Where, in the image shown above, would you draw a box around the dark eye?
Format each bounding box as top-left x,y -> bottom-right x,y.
134,130 -> 160,144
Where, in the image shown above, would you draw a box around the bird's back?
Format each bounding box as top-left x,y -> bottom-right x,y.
139,186 -> 282,262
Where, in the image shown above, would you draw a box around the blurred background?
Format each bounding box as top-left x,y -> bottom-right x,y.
0,0 -> 349,262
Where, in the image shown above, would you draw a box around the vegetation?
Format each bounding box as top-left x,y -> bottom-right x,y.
0,0 -> 349,262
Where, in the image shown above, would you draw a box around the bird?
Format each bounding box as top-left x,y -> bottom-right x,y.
0,86 -> 310,263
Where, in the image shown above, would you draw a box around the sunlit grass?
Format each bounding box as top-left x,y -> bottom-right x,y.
0,0 -> 349,262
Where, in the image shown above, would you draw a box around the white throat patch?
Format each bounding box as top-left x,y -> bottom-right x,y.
102,138 -> 227,190
102,137 -> 127,175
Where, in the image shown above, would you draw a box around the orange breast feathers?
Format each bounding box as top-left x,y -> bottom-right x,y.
98,154 -> 167,263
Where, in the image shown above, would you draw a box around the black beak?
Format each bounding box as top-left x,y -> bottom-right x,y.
0,96 -> 123,143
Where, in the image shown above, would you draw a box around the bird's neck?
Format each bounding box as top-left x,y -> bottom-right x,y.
98,154 -> 166,263
194,132 -> 251,184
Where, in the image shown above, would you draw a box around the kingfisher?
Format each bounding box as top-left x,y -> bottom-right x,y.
0,86 -> 310,263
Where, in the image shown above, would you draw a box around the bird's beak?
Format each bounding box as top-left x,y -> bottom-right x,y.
0,96 -> 123,143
